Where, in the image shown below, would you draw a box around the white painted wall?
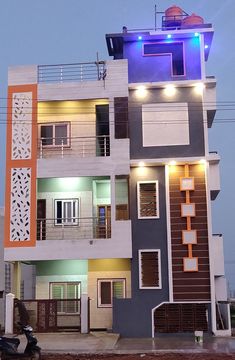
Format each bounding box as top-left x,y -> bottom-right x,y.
142,102 -> 190,147
212,235 -> 225,276
215,276 -> 228,301
8,65 -> 38,85
37,138 -> 130,178
5,220 -> 132,261
209,161 -> 220,194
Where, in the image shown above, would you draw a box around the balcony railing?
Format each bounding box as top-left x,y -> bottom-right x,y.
38,135 -> 110,159
37,217 -> 111,241
38,61 -> 106,83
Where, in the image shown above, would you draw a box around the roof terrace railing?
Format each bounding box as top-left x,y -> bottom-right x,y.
38,61 -> 106,84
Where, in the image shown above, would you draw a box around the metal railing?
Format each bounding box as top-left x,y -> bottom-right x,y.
38,135 -> 110,159
38,61 -> 106,83
37,217 -> 111,241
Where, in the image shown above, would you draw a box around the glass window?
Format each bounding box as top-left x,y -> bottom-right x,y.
54,199 -> 79,225
55,124 -> 68,146
40,123 -> 69,147
97,279 -> 126,308
41,125 -> 53,146
50,282 -> 81,313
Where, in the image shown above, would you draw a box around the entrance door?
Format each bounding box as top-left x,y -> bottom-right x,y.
37,199 -> 46,240
97,205 -> 111,238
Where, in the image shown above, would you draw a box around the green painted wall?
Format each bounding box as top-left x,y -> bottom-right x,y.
35,260 -> 88,276
96,182 -> 110,199
37,177 -> 109,193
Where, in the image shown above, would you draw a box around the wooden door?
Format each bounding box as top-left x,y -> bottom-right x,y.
97,205 -> 111,238
37,199 -> 46,240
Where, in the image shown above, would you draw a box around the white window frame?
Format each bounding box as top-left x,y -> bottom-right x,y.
54,198 -> 79,226
97,278 -> 126,308
39,122 -> 70,147
137,180 -> 160,219
50,282 -> 81,314
138,249 -> 162,289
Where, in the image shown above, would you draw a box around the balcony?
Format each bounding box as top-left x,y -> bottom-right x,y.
37,217 -> 111,241
38,135 -> 110,159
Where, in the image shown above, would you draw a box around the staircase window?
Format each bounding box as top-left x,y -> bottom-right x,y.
139,250 -> 161,289
137,181 -> 159,219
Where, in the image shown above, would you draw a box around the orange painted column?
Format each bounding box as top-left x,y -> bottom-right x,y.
4,84 -> 37,248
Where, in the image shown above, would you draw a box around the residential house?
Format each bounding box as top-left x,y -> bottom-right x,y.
4,6 -> 230,336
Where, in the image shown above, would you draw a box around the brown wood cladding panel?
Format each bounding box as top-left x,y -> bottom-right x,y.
169,164 -> 210,301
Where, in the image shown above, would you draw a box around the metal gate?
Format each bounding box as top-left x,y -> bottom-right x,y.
37,300 -> 57,332
154,303 -> 208,333
14,299 -> 81,332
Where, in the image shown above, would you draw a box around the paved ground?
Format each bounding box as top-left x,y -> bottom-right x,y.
15,332 -> 235,354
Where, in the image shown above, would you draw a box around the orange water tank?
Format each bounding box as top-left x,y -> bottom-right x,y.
182,13 -> 204,26
165,5 -> 183,20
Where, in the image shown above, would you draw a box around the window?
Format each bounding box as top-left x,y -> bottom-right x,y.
40,122 -> 70,146
97,279 -> 126,307
50,282 -> 81,313
54,199 -> 79,225
137,181 -> 159,219
139,250 -> 161,289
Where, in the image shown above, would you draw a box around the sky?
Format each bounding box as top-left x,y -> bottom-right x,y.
0,0 -> 235,289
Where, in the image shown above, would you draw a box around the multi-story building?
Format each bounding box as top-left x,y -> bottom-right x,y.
4,5 -> 230,336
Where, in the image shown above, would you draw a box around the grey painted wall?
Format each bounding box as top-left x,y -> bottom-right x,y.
128,87 -> 205,159
113,166 -> 169,337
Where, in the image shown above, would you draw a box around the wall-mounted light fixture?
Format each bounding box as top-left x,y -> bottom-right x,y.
136,86 -> 147,98
164,84 -> 176,97
194,83 -> 205,95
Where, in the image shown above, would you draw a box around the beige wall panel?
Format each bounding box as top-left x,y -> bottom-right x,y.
88,270 -> 131,329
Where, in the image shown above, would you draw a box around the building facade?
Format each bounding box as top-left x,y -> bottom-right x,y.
4,6 -> 230,336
